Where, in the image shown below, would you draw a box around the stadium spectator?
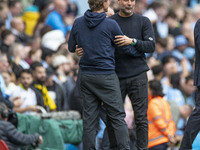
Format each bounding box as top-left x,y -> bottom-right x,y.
0,29 -> 15,54
5,0 -> 22,29
30,62 -> 56,112
10,17 -> 29,44
1,71 -> 16,95
45,0 -> 71,36
9,43 -> 29,80
45,67 -> 66,111
10,69 -> 44,114
148,80 -> 176,150
0,102 -> 43,150
52,55 -> 72,83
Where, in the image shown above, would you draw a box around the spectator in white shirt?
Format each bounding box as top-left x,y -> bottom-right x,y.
10,69 -> 41,114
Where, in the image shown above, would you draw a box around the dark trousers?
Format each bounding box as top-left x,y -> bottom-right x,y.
180,87 -> 200,150
101,72 -> 148,150
148,142 -> 168,150
80,73 -> 130,150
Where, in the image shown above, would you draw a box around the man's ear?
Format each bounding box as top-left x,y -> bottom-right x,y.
102,1 -> 106,9
103,0 -> 109,8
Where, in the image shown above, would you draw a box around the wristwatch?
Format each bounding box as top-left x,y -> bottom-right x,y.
131,38 -> 137,46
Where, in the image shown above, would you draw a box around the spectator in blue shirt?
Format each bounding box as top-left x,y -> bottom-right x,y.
45,0 -> 72,36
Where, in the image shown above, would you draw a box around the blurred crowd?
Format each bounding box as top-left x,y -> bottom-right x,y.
0,0 -> 200,149
0,0 -> 81,113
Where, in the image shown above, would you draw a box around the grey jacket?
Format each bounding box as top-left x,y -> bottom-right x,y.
0,120 -> 39,150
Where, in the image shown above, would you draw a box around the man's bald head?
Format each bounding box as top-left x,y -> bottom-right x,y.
11,17 -> 25,33
54,0 -> 67,16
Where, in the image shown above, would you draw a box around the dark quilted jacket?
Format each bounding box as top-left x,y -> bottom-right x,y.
0,119 -> 39,150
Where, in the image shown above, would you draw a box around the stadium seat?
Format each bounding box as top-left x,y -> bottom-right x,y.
0,140 -> 9,150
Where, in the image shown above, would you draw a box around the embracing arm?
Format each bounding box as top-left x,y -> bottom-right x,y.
111,21 -> 139,56
115,17 -> 155,54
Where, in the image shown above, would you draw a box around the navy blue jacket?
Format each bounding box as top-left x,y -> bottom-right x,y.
194,19 -> 200,86
68,10 -> 138,74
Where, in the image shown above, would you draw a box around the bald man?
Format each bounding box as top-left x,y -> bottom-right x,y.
45,0 -> 72,36
11,17 -> 25,34
11,17 -> 29,44
54,0 -> 67,16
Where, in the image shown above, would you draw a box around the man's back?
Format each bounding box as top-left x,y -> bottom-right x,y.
68,10 -> 123,74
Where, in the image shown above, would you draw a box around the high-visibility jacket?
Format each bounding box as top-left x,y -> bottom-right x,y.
147,96 -> 176,148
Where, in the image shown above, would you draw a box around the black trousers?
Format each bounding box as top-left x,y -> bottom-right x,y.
101,72 -> 149,150
80,73 -> 130,150
180,86 -> 200,150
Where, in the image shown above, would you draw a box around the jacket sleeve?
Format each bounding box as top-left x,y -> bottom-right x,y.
111,20 -> 140,56
194,19 -> 200,52
135,17 -> 155,53
68,20 -> 77,53
55,83 -> 66,111
165,120 -> 176,136
6,121 -> 39,145
149,101 -> 175,136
